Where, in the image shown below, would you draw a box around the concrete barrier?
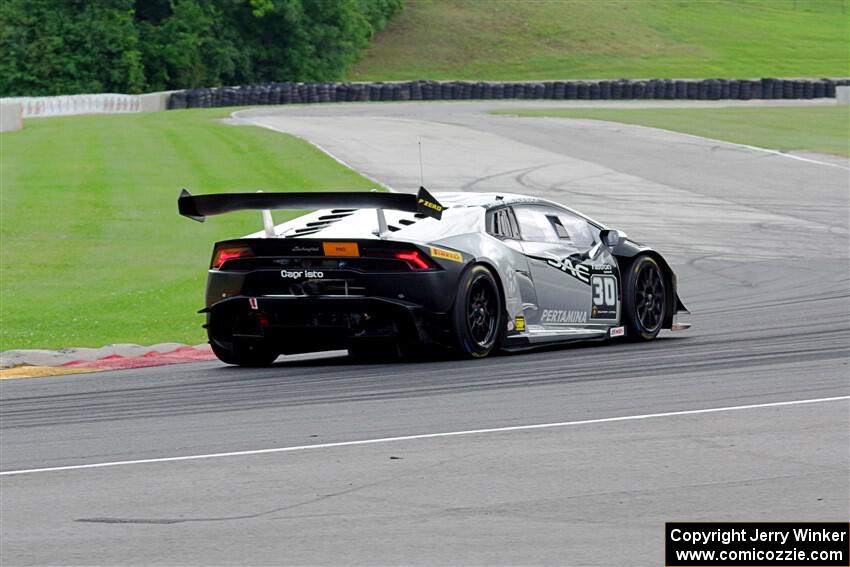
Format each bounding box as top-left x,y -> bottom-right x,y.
1,93 -> 142,117
0,101 -> 23,132
0,91 -> 180,117
139,90 -> 179,112
837,86 -> 850,105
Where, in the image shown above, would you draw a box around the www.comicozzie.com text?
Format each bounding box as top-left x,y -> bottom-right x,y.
670,526 -> 847,546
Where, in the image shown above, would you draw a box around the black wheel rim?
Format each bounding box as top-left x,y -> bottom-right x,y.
467,276 -> 498,348
635,263 -> 665,332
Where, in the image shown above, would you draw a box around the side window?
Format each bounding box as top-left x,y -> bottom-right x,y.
547,214 -> 571,240
514,205 -> 596,248
487,208 -> 520,239
551,209 -> 596,249
513,206 -> 559,243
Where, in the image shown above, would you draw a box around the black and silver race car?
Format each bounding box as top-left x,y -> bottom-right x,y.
179,188 -> 690,366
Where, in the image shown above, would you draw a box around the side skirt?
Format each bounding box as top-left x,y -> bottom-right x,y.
501,326 -> 609,352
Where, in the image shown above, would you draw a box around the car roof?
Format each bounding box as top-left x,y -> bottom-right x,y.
244,191 -> 605,241
431,192 -> 606,228
430,192 -> 547,209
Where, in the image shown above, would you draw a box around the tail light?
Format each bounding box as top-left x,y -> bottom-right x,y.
209,243 -> 438,271
212,246 -> 254,269
393,250 -> 436,271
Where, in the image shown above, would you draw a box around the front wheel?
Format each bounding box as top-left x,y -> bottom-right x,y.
210,339 -> 279,367
622,256 -> 667,341
451,265 -> 505,358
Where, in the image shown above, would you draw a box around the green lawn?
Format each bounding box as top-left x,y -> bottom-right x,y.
0,110 -> 375,350
349,0 -> 850,81
491,106 -> 850,156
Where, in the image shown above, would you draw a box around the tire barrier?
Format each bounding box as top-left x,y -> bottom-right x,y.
167,78 -> 850,110
2,94 -> 142,117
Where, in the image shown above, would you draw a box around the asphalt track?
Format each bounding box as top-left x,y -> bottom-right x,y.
2,101 -> 848,566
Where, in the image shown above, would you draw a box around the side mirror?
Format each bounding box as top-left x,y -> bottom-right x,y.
600,229 -> 621,248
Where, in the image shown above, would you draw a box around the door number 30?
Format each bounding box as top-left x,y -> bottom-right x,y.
592,276 -> 617,306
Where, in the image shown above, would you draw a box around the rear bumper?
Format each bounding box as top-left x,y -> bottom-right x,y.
205,295 -> 447,355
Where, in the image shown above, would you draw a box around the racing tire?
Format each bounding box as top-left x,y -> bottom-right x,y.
210,339 -> 279,367
451,264 -> 505,358
623,255 -> 667,341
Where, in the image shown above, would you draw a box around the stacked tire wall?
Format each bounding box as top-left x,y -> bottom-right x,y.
168,78 -> 850,109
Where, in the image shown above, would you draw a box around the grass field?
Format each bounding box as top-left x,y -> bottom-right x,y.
492,105 -> 850,156
350,0 -> 850,81
0,110 -> 376,350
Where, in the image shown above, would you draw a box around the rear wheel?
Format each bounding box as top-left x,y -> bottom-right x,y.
210,339 -> 278,367
451,265 -> 505,358
623,255 -> 667,340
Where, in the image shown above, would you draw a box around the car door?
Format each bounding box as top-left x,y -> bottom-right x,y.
513,204 -> 619,330
485,206 -> 538,317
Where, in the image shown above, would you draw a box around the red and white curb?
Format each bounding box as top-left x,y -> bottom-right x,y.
0,344 -> 217,379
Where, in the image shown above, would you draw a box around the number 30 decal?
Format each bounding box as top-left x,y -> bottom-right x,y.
591,275 -> 618,319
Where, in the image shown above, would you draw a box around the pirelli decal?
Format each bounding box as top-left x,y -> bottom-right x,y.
429,246 -> 463,263
416,186 -> 444,219
418,197 -> 443,216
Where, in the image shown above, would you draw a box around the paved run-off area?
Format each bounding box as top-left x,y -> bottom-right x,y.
2,100 -> 848,565
2,400 -> 846,565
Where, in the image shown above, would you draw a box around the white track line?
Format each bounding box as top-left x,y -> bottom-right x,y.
731,142 -> 849,169
230,109 -> 397,192
2,396 -> 846,477
647,124 -> 850,170
534,116 -> 849,170
235,106 -> 848,173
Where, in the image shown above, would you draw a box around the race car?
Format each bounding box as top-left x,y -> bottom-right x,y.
178,187 -> 690,366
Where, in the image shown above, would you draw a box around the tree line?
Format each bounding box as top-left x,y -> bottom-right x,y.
0,0 -> 402,97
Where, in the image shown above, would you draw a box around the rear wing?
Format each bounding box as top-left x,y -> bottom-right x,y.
178,187 -> 445,222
